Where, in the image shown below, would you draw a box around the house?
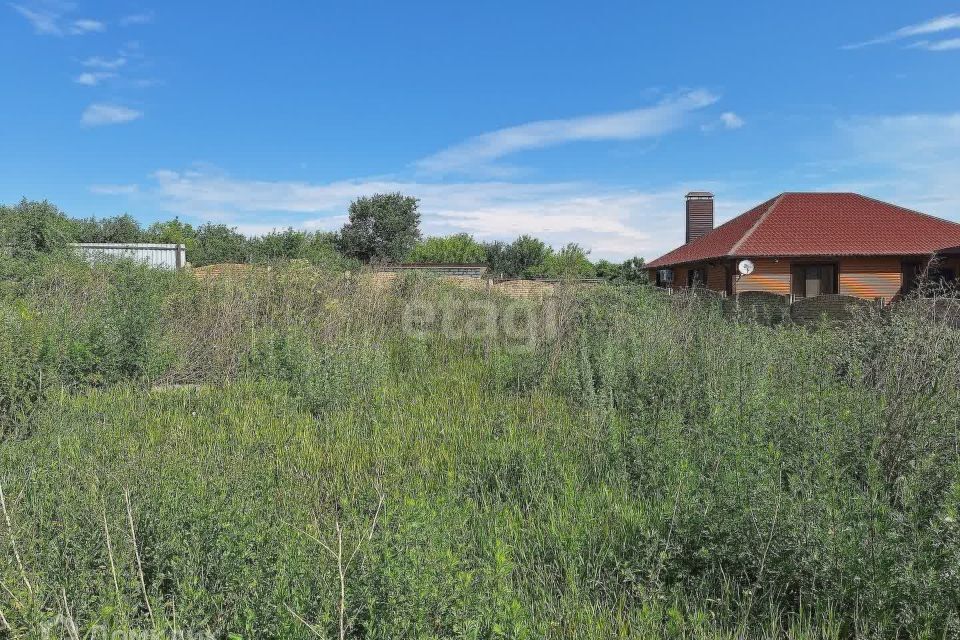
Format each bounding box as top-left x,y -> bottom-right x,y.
647,192 -> 960,301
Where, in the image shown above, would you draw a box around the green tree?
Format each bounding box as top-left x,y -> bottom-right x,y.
506,235 -> 553,278
0,199 -> 73,257
336,193 -> 421,263
619,256 -> 647,283
74,214 -> 144,243
408,233 -> 487,264
144,217 -> 197,252
248,228 -> 309,264
483,241 -> 511,278
594,259 -> 622,281
536,243 -> 596,278
304,231 -> 359,271
192,223 -> 248,266
247,228 -> 357,271
98,214 -> 143,243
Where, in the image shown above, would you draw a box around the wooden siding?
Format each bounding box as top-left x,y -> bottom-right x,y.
707,263 -> 728,292
662,263 -> 726,293
734,258 -> 791,295
686,197 -> 714,243
838,257 -> 902,300
654,255 -> 943,300
672,266 -> 688,291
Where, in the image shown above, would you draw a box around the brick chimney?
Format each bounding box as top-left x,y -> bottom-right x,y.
685,192 -> 714,243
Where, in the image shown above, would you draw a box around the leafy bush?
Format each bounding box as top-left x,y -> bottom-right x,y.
192,223 -> 249,265
408,233 -> 487,264
0,199 -> 73,257
0,301 -> 56,436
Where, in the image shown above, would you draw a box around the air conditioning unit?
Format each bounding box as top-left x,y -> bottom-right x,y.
657,269 -> 674,284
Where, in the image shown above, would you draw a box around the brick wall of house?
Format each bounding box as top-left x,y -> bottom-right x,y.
734,258 -> 791,295
838,257 -> 902,301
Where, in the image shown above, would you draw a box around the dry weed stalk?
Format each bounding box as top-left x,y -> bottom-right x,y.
0,480 -> 32,600
124,489 -> 155,627
286,482 -> 386,640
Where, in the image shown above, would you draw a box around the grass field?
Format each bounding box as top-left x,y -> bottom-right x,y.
1,256 -> 959,638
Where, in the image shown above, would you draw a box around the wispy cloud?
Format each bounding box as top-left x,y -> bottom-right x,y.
10,2 -> 63,35
416,90 -> 719,176
74,71 -> 115,86
81,103 -> 143,127
149,166 -> 738,259
68,18 -> 104,34
10,2 -> 104,36
82,55 -> 127,69
89,183 -> 140,195
119,11 -> 153,26
911,38 -> 960,51
844,13 -> 960,49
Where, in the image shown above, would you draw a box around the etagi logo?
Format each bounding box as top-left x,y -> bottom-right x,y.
401,298 -> 561,349
41,616 -> 215,640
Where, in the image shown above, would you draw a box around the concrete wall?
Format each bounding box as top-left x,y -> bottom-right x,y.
71,243 -> 186,270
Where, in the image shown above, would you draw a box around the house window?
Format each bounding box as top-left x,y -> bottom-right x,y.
903,260 -> 957,295
687,267 -> 706,288
791,263 -> 836,298
656,269 -> 674,287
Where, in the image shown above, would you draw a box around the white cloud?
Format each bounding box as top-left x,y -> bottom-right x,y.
149,167 -> 732,259
10,3 -> 105,36
844,13 -> 960,49
416,90 -> 719,175
81,103 -> 143,127
120,11 -> 153,26
82,56 -> 127,69
68,18 -> 104,34
720,112 -> 745,129
89,183 -> 140,195
912,38 -> 960,51
10,3 -> 63,35
74,71 -> 114,86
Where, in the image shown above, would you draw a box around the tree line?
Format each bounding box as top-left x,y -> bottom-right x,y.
0,194 -> 646,281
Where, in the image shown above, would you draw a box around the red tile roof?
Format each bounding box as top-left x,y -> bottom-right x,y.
647,193 -> 960,269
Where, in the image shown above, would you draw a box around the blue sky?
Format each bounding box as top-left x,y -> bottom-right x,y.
2,1 -> 959,259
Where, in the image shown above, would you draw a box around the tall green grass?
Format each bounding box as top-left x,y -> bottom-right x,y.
0,255 -> 958,638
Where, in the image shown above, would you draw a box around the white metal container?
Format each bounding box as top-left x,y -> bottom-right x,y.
70,243 -> 187,270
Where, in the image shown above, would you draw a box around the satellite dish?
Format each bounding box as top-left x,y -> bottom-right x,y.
737,259 -> 755,275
